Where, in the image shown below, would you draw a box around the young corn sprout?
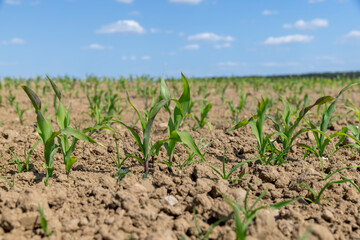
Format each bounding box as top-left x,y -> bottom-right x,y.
6,90 -> 16,107
267,96 -> 334,164
192,100 -> 212,131
111,136 -> 130,181
8,140 -> 40,173
165,138 -> 211,171
335,99 -> 360,152
0,175 -> 15,190
15,102 -> 29,125
295,165 -> 360,203
227,97 -> 272,165
224,188 -> 299,240
48,76 -> 99,176
22,76 -> 98,185
159,73 -> 206,164
209,148 -> 255,183
112,95 -> 172,177
112,73 -> 204,177
192,206 -> 229,240
38,204 -> 52,237
297,83 -> 359,177
302,83 -> 358,158
226,92 -> 248,123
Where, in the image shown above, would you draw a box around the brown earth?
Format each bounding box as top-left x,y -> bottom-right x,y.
1,80 -> 360,240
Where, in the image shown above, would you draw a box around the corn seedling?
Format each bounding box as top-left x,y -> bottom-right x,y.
8,140 -> 40,173
165,138 -> 211,171
111,95 -> 172,177
192,100 -> 212,130
38,204 -> 52,237
226,92 -> 248,123
22,76 -> 97,185
48,76 -> 98,176
112,74 -> 204,176
15,102 -> 29,125
220,83 -> 229,104
295,179 -> 350,204
111,136 -> 130,181
160,73 -> 205,164
228,97 -> 274,165
301,83 -> 357,159
192,206 -> 229,240
268,96 -> 333,163
0,175 -> 15,190
209,149 -> 255,183
6,90 -> 16,107
87,89 -> 124,129
337,100 -> 360,152
224,189 -> 299,240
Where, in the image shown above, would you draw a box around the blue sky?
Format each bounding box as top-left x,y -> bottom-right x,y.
1,0 -> 360,78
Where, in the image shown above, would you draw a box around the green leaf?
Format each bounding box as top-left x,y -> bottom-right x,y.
268,197 -> 300,209
288,96 -> 334,139
22,86 -> 41,112
316,179 -> 349,203
300,96 -> 334,119
65,156 -> 77,174
44,132 -> 61,167
61,128 -> 96,143
143,99 -> 170,158
111,120 -> 144,155
324,165 -> 360,181
160,78 -> 171,111
226,159 -> 257,179
47,75 -> 62,100
201,102 -> 212,121
127,93 -> 146,132
295,183 -> 317,201
37,111 -> 52,144
170,130 -> 205,162
321,83 -> 358,134
56,102 -> 68,129
179,73 -> 191,115
227,115 -> 256,132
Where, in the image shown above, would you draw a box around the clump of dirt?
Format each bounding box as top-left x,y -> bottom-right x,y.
1,81 -> 360,239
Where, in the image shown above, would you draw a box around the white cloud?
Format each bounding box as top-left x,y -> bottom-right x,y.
1,38 -> 26,45
88,44 -> 105,50
184,44 -> 200,50
263,62 -> 300,67
169,0 -> 203,4
264,34 -> 314,45
345,30 -> 360,39
217,61 -> 239,67
116,0 -> 133,3
128,11 -> 140,16
262,10 -> 278,16
188,32 -> 235,42
87,43 -> 112,50
308,0 -> 325,3
4,0 -> 21,5
30,0 -> 41,6
122,56 -> 138,61
141,56 -> 151,60
96,20 -> 145,34
150,28 -> 161,34
214,42 -> 231,49
316,56 -> 345,64
283,19 -> 328,30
